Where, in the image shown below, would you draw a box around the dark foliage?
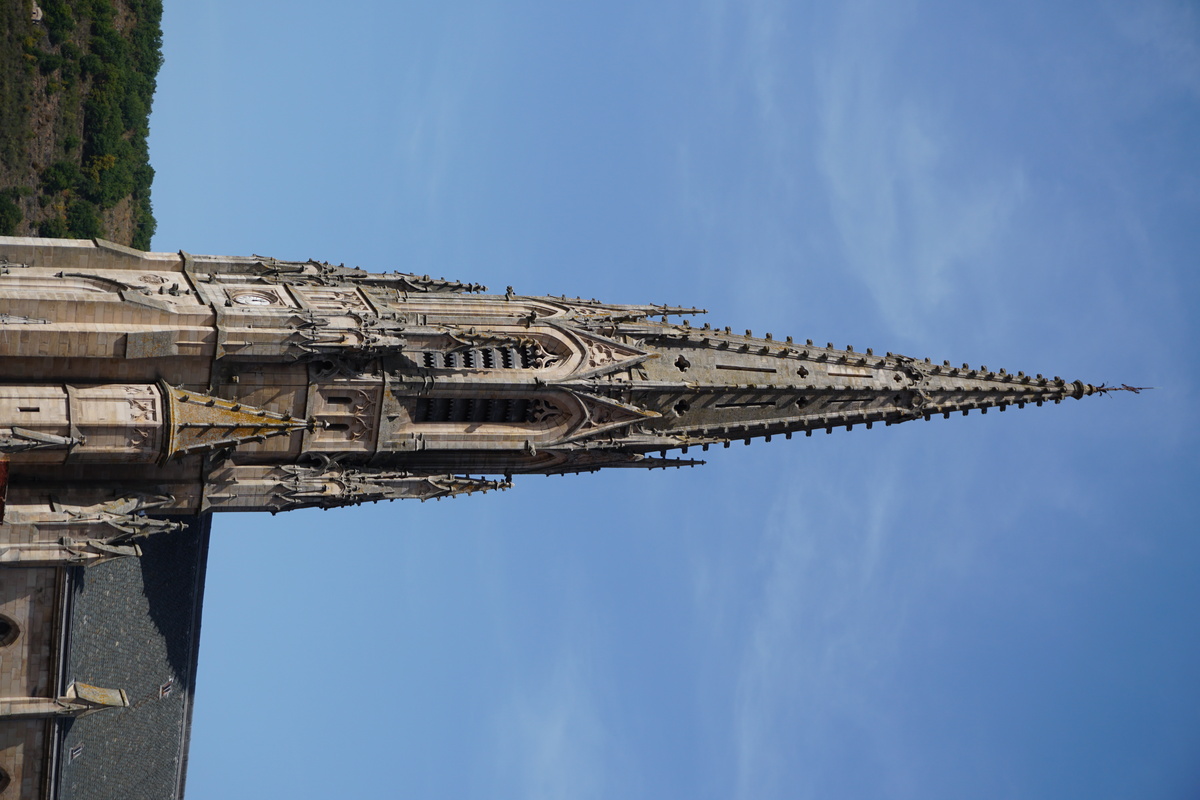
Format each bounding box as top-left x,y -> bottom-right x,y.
66,198 -> 104,238
0,191 -> 21,235
0,0 -> 163,245
41,160 -> 80,193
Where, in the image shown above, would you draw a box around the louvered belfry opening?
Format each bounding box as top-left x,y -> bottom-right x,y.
420,343 -> 544,370
414,397 -> 542,424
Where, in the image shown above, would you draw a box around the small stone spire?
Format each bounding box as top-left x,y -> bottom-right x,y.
163,384 -> 314,460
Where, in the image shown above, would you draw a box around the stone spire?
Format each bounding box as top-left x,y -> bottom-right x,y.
451,300 -> 1119,476
0,237 -> 1126,530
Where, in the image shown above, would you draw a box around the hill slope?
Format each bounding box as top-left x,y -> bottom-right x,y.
0,0 -> 161,248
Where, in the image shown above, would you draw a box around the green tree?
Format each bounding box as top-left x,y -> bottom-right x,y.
40,160 -> 80,193
38,217 -> 69,238
0,195 -> 21,235
40,0 -> 76,46
66,200 -> 104,239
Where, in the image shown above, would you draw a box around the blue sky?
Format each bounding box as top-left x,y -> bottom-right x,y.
149,2 -> 1200,798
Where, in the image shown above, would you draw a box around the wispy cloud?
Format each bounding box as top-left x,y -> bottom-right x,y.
683,0 -> 816,324
689,1 -> 1029,339
813,5 -> 1027,341
491,642 -> 610,800
1110,0 -> 1200,99
726,453 -> 916,800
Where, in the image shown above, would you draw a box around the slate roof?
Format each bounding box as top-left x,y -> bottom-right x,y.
56,515 -> 211,800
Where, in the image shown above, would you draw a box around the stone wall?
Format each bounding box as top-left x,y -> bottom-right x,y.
0,566 -> 60,799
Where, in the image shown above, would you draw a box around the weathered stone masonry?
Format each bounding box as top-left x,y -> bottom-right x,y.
0,235 -> 1124,797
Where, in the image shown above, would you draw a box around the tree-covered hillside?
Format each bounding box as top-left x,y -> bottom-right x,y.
0,0 -> 162,248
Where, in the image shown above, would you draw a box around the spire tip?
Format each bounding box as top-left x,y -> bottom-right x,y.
1088,383 -> 1152,396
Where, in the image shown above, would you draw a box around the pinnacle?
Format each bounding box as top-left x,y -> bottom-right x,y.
163,384 -> 313,459
585,323 -> 1129,458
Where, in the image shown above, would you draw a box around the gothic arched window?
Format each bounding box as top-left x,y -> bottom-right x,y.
413,397 -> 562,425
0,614 -> 19,647
419,340 -> 563,371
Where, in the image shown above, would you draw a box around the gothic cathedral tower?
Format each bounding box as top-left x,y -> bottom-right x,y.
0,235 -> 1120,553
0,235 -> 1135,797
